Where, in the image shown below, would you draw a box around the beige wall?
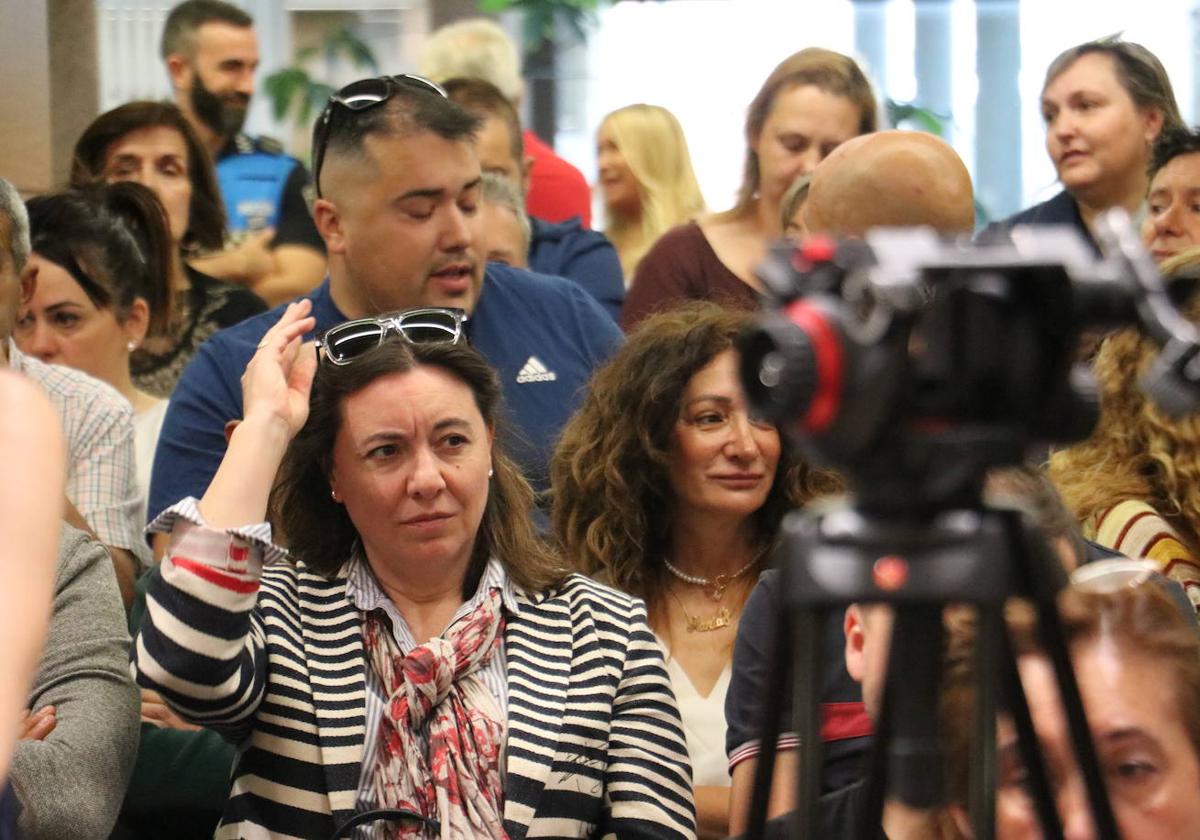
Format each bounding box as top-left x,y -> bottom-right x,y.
0,0 -> 98,196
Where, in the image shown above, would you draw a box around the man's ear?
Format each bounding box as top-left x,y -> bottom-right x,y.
19,262 -> 36,306
843,604 -> 868,684
312,198 -> 345,255
165,54 -> 193,94
520,155 -> 534,198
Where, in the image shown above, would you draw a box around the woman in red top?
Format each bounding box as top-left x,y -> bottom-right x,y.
622,48 -> 876,330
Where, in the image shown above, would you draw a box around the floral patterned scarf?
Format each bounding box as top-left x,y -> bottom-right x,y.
362,587 -> 508,839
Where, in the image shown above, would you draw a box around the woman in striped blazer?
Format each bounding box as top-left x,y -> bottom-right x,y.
132,301 -> 696,839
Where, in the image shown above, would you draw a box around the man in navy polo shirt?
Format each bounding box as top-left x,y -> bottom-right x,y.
147,76 -> 621,536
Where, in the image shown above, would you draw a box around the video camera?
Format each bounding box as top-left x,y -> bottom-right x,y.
738,211 -> 1200,513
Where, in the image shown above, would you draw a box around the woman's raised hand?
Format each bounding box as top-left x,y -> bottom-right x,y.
240,299 -> 318,442
199,300 -> 318,530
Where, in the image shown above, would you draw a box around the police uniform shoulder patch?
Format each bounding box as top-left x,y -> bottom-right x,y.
254,135 -> 286,155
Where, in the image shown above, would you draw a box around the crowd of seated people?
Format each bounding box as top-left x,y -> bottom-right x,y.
5,1 -> 1200,835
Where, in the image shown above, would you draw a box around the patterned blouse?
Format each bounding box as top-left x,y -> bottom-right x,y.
132,267 -> 266,398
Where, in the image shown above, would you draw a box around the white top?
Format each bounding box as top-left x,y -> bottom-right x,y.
134,399 -> 168,525
657,639 -> 733,788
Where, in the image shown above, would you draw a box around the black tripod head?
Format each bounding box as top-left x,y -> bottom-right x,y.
738,212 -> 1200,516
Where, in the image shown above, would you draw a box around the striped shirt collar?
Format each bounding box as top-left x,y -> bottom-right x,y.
345,551 -> 521,649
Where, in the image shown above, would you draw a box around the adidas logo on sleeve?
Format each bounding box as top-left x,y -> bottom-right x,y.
516,356 -> 558,383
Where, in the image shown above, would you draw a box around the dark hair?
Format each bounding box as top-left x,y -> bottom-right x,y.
314,82 -> 480,193
272,338 -> 564,594
161,0 -> 253,60
1150,125 -> 1200,180
442,77 -> 524,166
25,182 -> 173,336
551,301 -> 842,602
731,48 -> 877,218
70,100 -> 226,253
1044,37 -> 1184,136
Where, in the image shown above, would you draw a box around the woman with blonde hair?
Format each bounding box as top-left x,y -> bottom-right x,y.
597,104 -> 706,279
1048,246 -> 1200,610
621,48 -> 876,330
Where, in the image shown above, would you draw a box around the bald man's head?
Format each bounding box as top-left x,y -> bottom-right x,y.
804,130 -> 974,236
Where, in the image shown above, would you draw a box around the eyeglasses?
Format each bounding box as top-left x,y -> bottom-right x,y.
315,307 -> 468,365
311,74 -> 448,198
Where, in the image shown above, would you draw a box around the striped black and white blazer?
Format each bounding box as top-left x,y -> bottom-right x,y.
132,519 -> 697,840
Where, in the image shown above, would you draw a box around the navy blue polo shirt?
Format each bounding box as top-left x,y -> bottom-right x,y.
527,216 -> 624,322
147,264 -> 622,522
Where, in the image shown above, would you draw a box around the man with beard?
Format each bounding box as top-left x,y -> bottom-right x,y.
161,0 -> 326,305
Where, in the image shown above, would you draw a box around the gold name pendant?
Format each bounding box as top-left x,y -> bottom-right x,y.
686,606 -> 731,633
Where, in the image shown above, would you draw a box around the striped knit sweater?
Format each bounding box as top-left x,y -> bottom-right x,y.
1086,499 -> 1200,612
131,518 -> 697,839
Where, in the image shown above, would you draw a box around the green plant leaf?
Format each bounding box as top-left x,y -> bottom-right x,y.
884,97 -> 949,136
477,0 -> 513,10
263,68 -> 310,121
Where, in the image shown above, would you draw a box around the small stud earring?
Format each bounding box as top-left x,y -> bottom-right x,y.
487,468 -> 494,478
127,340 -> 139,352
330,489 -> 340,502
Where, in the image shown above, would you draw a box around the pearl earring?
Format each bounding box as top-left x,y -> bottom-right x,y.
488,468 -> 494,478
127,340 -> 139,352
330,489 -> 339,502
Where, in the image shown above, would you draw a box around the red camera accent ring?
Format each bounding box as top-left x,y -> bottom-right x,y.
783,300 -> 843,434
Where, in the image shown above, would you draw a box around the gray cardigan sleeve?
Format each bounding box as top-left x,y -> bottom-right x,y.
9,525 -> 139,840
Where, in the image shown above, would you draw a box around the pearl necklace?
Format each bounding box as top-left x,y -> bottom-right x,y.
662,556 -> 757,601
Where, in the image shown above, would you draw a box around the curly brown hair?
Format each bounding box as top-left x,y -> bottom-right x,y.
550,302 -> 841,603
1047,247 -> 1200,552
272,337 -> 565,595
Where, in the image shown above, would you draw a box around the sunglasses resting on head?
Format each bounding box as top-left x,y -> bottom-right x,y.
314,306 -> 468,365
311,74 -> 448,199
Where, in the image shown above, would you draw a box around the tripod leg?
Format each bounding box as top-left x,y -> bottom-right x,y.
857,650 -> 889,840
788,606 -> 825,840
969,604 -> 999,840
885,605 -> 946,809
1000,623 -> 1064,840
1033,596 -> 1121,840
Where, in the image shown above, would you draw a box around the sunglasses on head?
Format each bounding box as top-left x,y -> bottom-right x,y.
311,74 -> 448,199
315,307 -> 468,365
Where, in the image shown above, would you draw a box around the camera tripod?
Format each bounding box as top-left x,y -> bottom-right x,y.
742,499 -> 1122,840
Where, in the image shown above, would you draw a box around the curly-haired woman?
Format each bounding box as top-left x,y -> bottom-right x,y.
551,302 -> 838,838
1048,247 -> 1200,610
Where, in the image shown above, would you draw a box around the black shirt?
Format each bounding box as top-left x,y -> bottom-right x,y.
726,569 -> 873,794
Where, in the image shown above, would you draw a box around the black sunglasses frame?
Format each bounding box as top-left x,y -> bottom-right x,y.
311,74 -> 448,199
